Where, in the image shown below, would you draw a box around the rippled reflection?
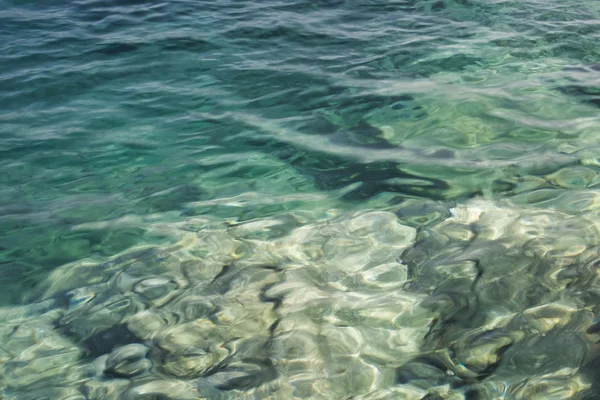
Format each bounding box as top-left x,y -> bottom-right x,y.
0,200 -> 598,398
1,0 -> 600,397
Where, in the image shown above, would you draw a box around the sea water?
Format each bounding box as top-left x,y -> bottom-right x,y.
1,0 -> 600,398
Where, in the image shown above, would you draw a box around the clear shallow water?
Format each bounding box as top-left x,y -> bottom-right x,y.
1,0 -> 600,398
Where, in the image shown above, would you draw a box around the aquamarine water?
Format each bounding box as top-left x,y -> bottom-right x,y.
1,0 -> 600,398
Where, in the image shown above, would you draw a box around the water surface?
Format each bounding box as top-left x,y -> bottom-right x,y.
1,0 -> 600,398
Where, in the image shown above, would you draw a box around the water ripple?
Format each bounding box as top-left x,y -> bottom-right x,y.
1,0 -> 600,397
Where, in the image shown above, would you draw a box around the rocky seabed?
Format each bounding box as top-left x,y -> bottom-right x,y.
1,199 -> 599,400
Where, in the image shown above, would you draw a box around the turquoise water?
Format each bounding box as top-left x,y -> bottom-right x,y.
1,0 -> 600,398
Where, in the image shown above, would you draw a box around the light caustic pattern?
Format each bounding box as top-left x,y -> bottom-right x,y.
1,0 -> 600,398
1,198 -> 600,399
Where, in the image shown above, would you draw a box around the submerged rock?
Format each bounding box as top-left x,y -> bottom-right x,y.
104,344 -> 151,378
1,201 -> 599,398
125,379 -> 201,400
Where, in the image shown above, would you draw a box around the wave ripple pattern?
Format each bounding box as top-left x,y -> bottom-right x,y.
1,0 -> 600,399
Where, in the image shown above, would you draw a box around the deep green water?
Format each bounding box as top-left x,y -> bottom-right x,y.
1,0 -> 600,398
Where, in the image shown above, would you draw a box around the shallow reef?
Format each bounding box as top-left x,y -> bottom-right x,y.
0,199 -> 599,399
